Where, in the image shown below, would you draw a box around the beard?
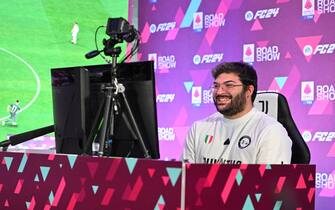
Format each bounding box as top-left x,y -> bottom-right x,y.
214,90 -> 247,117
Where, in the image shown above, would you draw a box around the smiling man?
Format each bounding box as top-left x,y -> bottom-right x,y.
183,62 -> 292,164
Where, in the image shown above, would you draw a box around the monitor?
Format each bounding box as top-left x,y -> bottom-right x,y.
51,61 -> 159,158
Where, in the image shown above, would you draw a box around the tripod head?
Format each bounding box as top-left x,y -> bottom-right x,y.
103,37 -> 122,58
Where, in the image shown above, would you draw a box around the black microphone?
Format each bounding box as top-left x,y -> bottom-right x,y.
0,125 -> 54,148
85,50 -> 101,59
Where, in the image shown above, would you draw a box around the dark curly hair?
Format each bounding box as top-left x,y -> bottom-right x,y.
211,62 -> 258,102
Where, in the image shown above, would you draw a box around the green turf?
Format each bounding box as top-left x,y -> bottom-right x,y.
0,0 -> 129,141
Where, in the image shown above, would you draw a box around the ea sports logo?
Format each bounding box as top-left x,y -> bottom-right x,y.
150,24 -> 157,33
302,130 -> 312,142
303,45 -> 313,56
193,55 -> 201,65
245,11 -> 254,21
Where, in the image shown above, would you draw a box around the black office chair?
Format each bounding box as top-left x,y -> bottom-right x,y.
254,92 -> 310,164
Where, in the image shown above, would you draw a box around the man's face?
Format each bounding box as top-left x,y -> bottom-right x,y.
212,73 -> 247,117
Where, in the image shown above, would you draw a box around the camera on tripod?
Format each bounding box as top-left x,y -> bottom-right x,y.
85,17 -> 139,60
103,18 -> 138,58
106,17 -> 137,43
84,18 -> 151,158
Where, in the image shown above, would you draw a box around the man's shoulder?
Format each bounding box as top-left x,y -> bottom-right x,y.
254,108 -> 277,120
252,108 -> 284,128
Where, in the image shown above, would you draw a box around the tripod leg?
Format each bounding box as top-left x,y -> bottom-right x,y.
108,98 -> 115,137
98,88 -> 113,156
120,91 -> 151,158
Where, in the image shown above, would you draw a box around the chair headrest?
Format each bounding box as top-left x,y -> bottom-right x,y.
254,92 -> 279,119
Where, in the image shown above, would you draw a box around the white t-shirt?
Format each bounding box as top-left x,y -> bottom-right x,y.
183,108 -> 292,164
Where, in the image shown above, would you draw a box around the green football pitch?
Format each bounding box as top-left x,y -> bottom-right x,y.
0,0 -> 128,141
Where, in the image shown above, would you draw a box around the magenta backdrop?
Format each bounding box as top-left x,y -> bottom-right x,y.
135,0 -> 335,209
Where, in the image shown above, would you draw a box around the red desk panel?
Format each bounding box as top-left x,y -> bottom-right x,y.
0,152 -> 182,209
185,163 -> 315,210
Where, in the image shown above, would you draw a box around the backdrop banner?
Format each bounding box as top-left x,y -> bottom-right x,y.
137,1 -> 335,209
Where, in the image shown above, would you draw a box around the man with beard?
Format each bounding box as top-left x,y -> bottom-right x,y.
182,62 -> 292,164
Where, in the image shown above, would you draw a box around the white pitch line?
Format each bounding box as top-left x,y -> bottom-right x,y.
0,48 -> 41,121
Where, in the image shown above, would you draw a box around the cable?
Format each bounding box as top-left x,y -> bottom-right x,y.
120,31 -> 141,63
94,25 -> 107,60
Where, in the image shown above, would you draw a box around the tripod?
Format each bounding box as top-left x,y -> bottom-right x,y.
83,38 -> 151,158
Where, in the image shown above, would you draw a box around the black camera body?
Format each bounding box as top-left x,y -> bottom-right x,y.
106,17 -> 137,43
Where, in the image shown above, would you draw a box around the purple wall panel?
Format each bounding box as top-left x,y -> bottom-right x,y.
138,0 -> 335,209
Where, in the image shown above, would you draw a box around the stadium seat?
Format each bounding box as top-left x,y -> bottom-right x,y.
254,92 -> 310,164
